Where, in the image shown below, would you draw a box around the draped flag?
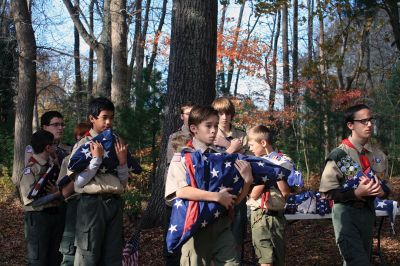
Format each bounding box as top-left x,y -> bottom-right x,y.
27,164 -> 59,200
68,129 -> 142,175
374,198 -> 398,234
166,151 -> 302,252
285,191 -> 331,216
123,230 -> 140,266
265,151 -> 303,187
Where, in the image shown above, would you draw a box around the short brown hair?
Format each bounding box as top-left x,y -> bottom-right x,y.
188,105 -> 218,133
211,97 -> 235,117
180,102 -> 195,114
248,125 -> 274,144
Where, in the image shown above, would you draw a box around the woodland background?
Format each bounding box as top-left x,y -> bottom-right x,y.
0,0 -> 400,264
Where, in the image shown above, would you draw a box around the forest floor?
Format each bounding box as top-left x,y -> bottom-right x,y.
1,176 -> 399,266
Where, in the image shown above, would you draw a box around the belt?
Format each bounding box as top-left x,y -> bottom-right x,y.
42,206 -> 60,215
81,193 -> 121,200
266,210 -> 285,217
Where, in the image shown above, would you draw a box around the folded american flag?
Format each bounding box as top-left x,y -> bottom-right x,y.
374,198 -> 398,234
68,129 -> 142,175
166,151 -> 301,252
341,167 -> 390,193
123,229 -> 140,266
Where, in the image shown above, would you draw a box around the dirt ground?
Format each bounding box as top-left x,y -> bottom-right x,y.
1,178 -> 400,266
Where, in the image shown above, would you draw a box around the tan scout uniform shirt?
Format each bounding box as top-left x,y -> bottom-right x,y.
216,126 -> 249,154
166,125 -> 191,163
68,128 -> 125,195
19,154 -> 59,211
320,136 -> 388,193
165,138 -> 211,204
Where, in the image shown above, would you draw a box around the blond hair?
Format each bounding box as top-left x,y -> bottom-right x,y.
248,125 -> 273,144
211,97 -> 235,117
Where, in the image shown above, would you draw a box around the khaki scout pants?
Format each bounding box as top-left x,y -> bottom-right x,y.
24,207 -> 65,266
332,203 -> 375,266
59,197 -> 78,266
74,194 -> 123,266
250,208 -> 286,266
180,215 -> 239,266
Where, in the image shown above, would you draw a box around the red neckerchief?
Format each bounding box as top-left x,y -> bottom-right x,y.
186,140 -> 195,149
28,156 -> 39,165
342,138 -> 371,171
84,130 -> 92,137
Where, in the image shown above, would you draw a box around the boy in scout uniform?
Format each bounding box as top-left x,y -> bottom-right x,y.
246,125 -> 291,266
212,97 -> 249,253
320,104 -> 389,266
20,130 -> 64,265
58,122 -> 91,266
24,111 -> 71,167
165,105 -> 254,266
69,97 -> 131,266
164,103 -> 193,266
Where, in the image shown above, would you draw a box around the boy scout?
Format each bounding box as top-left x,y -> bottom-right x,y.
320,104 -> 388,266
20,130 -> 64,265
212,97 -> 248,252
24,111 -> 71,167
69,97 -> 131,266
58,122 -> 90,266
165,105 -> 254,266
166,103 -> 194,163
247,125 -> 290,266
164,103 -> 193,266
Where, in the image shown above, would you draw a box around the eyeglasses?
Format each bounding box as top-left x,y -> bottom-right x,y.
48,123 -> 65,128
352,118 -> 375,125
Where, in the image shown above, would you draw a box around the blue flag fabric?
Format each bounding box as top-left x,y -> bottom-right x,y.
374,198 -> 398,234
166,151 -> 302,252
340,167 -> 390,193
68,129 -> 142,175
285,191 -> 332,216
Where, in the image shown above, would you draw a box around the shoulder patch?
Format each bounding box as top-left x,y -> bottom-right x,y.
23,167 -> 32,175
171,153 -> 182,162
25,145 -> 33,153
327,148 -> 347,163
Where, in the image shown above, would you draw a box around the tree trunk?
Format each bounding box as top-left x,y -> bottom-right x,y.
382,1 -> 400,52
88,0 -> 94,98
307,0 -> 313,65
226,0 -> 245,94
11,0 -> 37,183
282,2 -> 290,108
216,3 -> 227,93
74,0 -> 83,107
268,10 -> 281,113
140,0 -> 218,228
292,0 -> 298,104
111,0 -> 128,108
147,0 -> 168,74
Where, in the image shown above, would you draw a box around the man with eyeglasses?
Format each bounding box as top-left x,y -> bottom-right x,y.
25,111 -> 71,167
319,103 -> 389,266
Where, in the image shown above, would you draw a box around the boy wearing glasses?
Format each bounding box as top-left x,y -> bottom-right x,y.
319,104 -> 388,265
24,111 -> 71,167
20,130 -> 65,265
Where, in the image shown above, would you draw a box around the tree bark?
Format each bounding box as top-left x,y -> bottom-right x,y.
226,0 -> 245,94
74,0 -> 83,106
140,0 -> 218,228
111,0 -> 129,108
216,3 -> 227,93
292,0 -> 299,104
282,2 -> 290,107
268,10 -> 281,112
11,0 -> 37,183
307,0 -> 314,65
88,0 -> 94,98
